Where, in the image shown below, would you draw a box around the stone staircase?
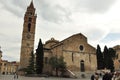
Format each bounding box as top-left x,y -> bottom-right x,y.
67,70 -> 94,78
65,69 -> 77,78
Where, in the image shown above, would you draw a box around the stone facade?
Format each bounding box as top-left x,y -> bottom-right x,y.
43,33 -> 97,73
0,60 -> 19,74
113,45 -> 120,70
20,1 -> 37,69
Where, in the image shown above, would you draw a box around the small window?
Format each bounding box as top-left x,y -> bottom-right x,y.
28,17 -> 32,22
28,12 -> 32,15
28,23 -> 31,32
4,64 -> 6,66
30,12 -> 32,15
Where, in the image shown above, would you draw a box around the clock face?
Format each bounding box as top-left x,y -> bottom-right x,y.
27,34 -> 31,39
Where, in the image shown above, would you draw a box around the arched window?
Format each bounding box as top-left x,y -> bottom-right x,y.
28,23 -> 31,32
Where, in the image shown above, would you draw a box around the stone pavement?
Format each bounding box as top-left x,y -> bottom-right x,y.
0,75 -> 102,80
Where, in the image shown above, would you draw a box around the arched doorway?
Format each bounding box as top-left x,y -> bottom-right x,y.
80,60 -> 85,72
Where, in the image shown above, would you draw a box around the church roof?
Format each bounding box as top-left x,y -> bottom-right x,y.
61,33 -> 87,43
50,33 -> 88,49
45,38 -> 59,44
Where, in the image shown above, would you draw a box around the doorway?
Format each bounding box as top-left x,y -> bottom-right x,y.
80,60 -> 85,72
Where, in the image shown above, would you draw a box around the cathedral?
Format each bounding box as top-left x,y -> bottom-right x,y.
19,1 -> 120,75
19,1 -> 97,73
43,34 -> 97,73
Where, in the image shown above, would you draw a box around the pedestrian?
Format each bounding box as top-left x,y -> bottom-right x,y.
16,73 -> 18,79
14,72 -> 16,79
91,74 -> 95,80
14,72 -> 18,79
102,72 -> 112,80
112,72 -> 116,80
94,73 -> 99,80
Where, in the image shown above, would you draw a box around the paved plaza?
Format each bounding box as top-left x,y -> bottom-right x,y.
0,75 -> 102,80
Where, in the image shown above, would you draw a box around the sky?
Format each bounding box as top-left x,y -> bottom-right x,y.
0,0 -> 120,61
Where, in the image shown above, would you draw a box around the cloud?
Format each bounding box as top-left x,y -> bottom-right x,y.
0,0 -> 120,62
71,0 -> 116,13
0,34 -> 21,61
0,0 -> 116,24
2,55 -> 19,62
0,0 -> 28,17
36,0 -> 71,23
100,33 -> 120,42
89,0 -> 116,13
89,32 -> 120,50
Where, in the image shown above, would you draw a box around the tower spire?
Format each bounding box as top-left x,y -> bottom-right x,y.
29,0 -> 34,8
31,0 -> 33,3
20,0 -> 37,69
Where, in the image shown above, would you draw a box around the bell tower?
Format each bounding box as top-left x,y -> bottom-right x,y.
20,0 -> 37,69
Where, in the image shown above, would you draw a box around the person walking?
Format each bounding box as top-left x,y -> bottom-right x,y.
91,74 -> 95,80
14,72 -> 18,79
102,72 -> 112,80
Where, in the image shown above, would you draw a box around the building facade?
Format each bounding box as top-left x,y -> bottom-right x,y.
19,1 -> 120,75
113,45 -> 120,71
20,1 -> 37,69
43,33 -> 97,73
0,60 -> 19,74
19,2 -> 97,73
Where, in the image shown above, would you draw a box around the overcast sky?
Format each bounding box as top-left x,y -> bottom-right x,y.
0,0 -> 120,61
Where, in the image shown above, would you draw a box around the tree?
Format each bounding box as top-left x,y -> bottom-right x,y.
35,39 -> 44,74
103,45 -> 109,69
96,45 -> 104,69
26,50 -> 35,74
108,48 -> 116,72
103,46 -> 116,72
49,56 -> 66,76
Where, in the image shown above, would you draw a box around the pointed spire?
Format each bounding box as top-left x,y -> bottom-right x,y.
29,0 -> 34,8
